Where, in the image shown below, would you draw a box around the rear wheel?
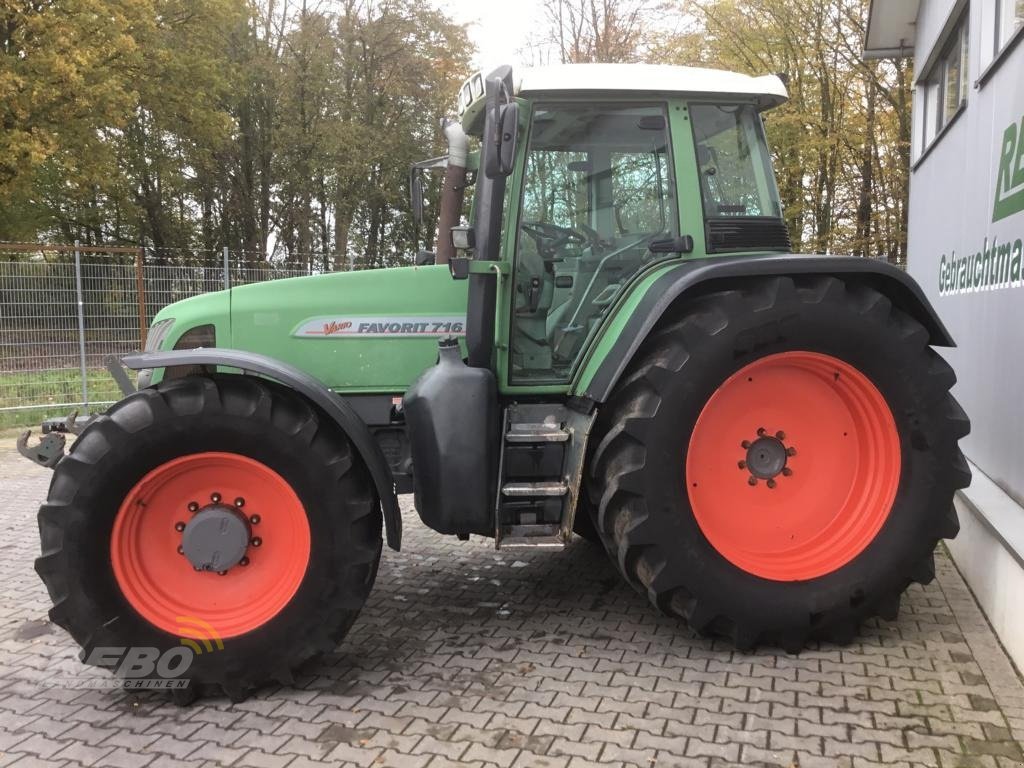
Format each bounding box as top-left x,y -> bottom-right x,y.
587,276 -> 970,649
35,375 -> 381,700
572,501 -> 601,543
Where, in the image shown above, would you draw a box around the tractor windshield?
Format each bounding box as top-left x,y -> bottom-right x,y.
690,103 -> 789,252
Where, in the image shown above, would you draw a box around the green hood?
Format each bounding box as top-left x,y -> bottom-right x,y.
156,264 -> 468,394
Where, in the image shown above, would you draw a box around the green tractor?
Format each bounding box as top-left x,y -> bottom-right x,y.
30,64 -> 970,699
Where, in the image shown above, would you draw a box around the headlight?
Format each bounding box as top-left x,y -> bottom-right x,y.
145,318 -> 175,351
164,324 -> 216,381
173,324 -> 216,350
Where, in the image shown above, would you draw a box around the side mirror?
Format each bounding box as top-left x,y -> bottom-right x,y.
410,172 -> 425,224
484,92 -> 519,179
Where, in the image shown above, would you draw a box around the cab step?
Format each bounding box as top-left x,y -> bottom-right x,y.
501,481 -> 568,497
505,423 -> 570,443
498,523 -> 565,548
494,403 -> 595,549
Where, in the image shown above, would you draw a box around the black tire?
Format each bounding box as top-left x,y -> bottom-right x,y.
572,501 -> 601,543
586,275 -> 970,650
35,374 -> 382,700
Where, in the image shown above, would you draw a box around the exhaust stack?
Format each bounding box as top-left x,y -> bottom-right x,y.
435,119 -> 469,265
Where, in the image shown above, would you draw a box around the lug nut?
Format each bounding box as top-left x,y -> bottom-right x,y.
767,479 -> 777,489
775,430 -> 786,440
748,476 -> 757,486
193,566 -> 203,572
251,537 -> 262,547
741,440 -> 751,449
217,570 -> 227,576
187,501 -> 199,513
211,492 -> 221,503
782,467 -> 793,477
234,497 -> 245,508
786,447 -> 797,457
249,514 -> 261,525
737,460 -> 746,470
757,427 -> 766,436
240,556 -> 250,566
174,521 -> 186,532
177,545 -> 184,555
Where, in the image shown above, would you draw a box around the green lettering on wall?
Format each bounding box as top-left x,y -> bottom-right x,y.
993,116 -> 1024,222
997,243 -> 1012,285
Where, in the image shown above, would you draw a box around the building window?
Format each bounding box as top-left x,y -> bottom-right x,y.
918,13 -> 969,156
938,20 -> 969,129
997,0 -> 1024,52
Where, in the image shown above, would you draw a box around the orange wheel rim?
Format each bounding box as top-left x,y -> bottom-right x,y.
686,351 -> 900,581
111,452 -> 311,638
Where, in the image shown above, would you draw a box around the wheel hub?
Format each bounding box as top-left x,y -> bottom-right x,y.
745,435 -> 788,479
181,503 -> 251,572
739,428 -> 797,488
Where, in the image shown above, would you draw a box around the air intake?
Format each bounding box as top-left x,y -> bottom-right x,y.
706,218 -> 792,253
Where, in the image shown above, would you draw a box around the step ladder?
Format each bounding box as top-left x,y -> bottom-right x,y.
494,403 -> 594,548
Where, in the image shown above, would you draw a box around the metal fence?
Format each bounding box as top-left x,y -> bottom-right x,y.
0,243 -> 342,429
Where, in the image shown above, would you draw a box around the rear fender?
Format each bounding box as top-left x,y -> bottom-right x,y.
121,348 -> 402,551
578,253 -> 954,404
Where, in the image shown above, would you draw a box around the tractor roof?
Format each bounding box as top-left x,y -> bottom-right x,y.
518,64 -> 788,106
458,64 -> 789,133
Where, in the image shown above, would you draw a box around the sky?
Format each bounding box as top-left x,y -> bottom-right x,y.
431,0 -> 554,74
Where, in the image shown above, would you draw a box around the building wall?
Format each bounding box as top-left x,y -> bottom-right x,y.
908,0 -> 1024,506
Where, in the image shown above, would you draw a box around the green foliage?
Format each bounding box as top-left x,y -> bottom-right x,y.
0,369 -> 122,430
0,0 -> 472,267
659,0 -> 912,262
2,0 -> 910,265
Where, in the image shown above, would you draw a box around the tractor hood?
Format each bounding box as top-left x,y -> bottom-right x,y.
179,264 -> 469,394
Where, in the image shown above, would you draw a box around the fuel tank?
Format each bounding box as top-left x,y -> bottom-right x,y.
403,340 -> 498,536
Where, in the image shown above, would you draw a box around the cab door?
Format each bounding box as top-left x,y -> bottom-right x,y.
504,101 -> 680,386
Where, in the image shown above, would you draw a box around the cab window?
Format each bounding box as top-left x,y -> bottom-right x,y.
510,103 -> 677,383
690,103 -> 781,219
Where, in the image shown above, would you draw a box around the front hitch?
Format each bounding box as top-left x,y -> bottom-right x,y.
17,429 -> 66,469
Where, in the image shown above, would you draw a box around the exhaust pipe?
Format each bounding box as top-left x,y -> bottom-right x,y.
435,118 -> 469,266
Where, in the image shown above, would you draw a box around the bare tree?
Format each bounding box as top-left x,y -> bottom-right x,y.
537,0 -> 669,63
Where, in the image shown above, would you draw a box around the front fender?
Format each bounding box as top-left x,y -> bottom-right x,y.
121,348 -> 402,551
578,253 -> 954,404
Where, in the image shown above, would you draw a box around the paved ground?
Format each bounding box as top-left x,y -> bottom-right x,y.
0,447 -> 1022,768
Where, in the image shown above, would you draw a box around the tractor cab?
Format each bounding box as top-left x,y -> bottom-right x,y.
426,64 -> 790,383
404,64 -> 796,546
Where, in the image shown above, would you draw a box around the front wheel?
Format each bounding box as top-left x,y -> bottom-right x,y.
35,375 -> 381,700
587,276 -> 970,650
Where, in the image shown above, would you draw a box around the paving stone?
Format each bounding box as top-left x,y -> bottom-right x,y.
463,742 -> 520,768
0,463 -> 1021,768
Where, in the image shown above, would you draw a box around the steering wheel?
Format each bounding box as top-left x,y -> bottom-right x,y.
520,220 -> 588,260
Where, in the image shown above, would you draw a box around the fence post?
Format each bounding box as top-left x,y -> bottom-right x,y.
223,246 -> 230,290
73,240 -> 89,410
136,248 -> 148,349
